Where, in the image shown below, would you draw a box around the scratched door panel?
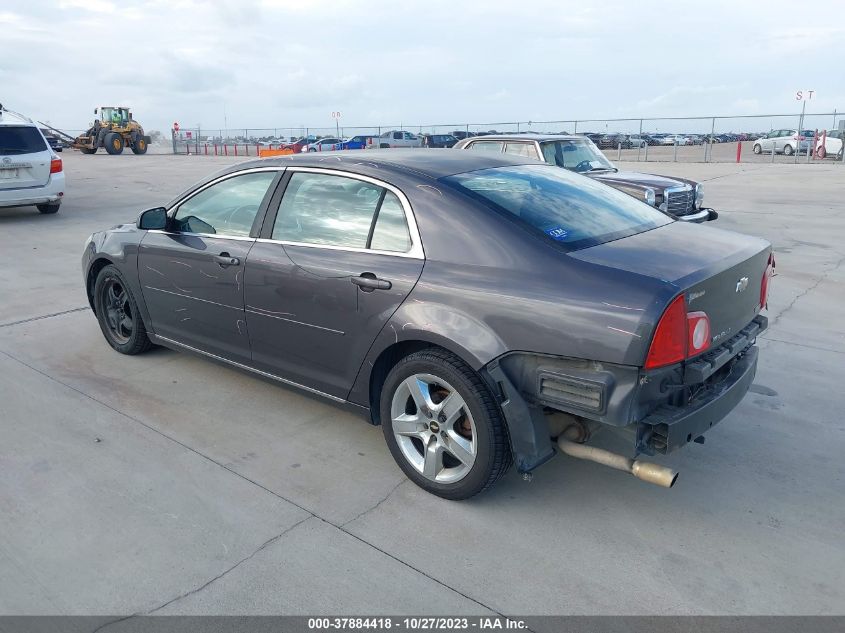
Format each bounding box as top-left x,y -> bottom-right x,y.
138,232 -> 254,363
244,242 -> 423,398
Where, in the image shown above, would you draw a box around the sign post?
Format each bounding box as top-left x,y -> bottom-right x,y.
332,111 -> 341,138
172,122 -> 180,155
795,91 -> 814,163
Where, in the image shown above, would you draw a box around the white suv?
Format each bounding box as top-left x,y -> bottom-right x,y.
0,106 -> 65,214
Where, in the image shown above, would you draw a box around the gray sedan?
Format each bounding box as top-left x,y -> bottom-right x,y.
82,150 -> 773,499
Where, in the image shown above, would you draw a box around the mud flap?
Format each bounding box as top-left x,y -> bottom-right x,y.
483,359 -> 556,473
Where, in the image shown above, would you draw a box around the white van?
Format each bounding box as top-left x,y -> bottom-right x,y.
0,106 -> 65,214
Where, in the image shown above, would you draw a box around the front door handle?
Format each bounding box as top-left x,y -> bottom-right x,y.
351,273 -> 391,292
214,252 -> 241,267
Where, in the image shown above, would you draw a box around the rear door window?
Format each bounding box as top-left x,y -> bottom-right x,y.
272,172 -> 412,253
444,164 -> 672,252
0,126 -> 48,154
504,142 -> 537,158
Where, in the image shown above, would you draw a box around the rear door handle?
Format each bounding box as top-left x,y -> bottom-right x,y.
214,252 -> 241,267
351,273 -> 391,292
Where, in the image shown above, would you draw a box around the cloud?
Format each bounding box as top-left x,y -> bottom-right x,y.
2,0 -> 844,135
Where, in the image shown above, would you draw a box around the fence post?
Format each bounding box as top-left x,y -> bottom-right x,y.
573,120 -> 578,134
644,141 -> 648,162
771,146 -> 775,163
617,142 -> 622,160
707,117 -> 715,163
673,141 -> 678,162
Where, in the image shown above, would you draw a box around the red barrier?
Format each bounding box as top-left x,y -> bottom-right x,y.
234,144 -> 238,157
224,145 -> 228,156
256,144 -> 260,155
204,143 -> 208,155
214,144 -> 218,156
735,141 -> 742,163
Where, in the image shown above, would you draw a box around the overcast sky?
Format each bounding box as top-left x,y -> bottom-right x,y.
2,0 -> 843,135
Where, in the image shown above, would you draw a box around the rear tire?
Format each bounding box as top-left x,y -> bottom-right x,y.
93,265 -> 152,355
81,147 -> 97,154
37,203 -> 60,214
380,348 -> 512,499
783,144 -> 794,156
131,137 -> 148,154
753,143 -> 762,154
105,133 -> 124,155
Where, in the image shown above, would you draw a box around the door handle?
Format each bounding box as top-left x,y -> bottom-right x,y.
214,252 -> 241,267
351,273 -> 391,292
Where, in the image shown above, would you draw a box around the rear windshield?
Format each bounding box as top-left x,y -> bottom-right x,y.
0,126 -> 48,154
443,164 -> 672,251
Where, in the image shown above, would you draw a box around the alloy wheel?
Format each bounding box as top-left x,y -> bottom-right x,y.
102,278 -> 134,344
390,373 -> 477,484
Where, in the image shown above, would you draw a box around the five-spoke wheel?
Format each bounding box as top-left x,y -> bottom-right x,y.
93,264 -> 152,355
381,349 -> 511,499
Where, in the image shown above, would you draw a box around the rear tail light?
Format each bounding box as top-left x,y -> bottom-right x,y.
645,296 -> 687,369
645,296 -> 712,369
687,312 -> 711,355
760,252 -> 775,309
50,157 -> 62,173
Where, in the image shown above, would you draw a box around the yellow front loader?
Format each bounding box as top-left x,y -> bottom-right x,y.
72,107 -> 150,155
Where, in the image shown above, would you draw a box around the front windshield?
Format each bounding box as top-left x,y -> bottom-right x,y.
540,139 -> 615,173
443,164 -> 671,251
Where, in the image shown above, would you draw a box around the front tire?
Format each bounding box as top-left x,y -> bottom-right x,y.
380,349 -> 512,499
783,144 -> 794,156
753,143 -> 762,154
132,137 -> 148,154
93,265 -> 152,355
105,133 -> 124,155
37,203 -> 60,214
81,147 -> 97,154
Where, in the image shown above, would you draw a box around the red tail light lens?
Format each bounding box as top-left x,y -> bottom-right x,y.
760,253 -> 775,309
645,295 -> 687,369
687,311 -> 711,355
50,157 -> 63,173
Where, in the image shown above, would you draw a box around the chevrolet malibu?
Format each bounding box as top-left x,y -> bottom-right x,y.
82,151 -> 773,499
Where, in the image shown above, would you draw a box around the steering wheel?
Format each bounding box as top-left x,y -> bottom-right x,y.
573,160 -> 593,172
223,204 -> 258,231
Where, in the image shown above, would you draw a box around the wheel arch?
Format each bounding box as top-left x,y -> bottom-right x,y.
86,256 -> 115,312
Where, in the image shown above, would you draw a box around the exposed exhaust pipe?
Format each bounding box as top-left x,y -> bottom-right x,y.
556,437 -> 678,489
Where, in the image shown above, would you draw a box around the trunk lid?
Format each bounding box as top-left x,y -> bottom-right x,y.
0,125 -> 52,190
570,221 -> 771,362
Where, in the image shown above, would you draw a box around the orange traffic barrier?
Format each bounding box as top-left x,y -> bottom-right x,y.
258,148 -> 295,157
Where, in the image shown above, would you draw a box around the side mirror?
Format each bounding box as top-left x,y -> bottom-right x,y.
94,108 -> 98,114
137,207 -> 168,230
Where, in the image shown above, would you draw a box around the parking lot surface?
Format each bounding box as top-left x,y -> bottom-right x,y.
1,153 -> 843,620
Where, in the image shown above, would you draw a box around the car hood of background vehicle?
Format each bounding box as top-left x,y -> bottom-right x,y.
568,220 -> 767,286
590,171 -> 691,191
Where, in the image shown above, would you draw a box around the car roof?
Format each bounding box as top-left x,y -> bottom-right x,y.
234,148 -> 541,180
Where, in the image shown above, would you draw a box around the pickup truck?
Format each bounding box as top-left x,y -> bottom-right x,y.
369,130 -> 422,149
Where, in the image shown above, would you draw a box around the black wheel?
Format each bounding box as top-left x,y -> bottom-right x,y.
93,265 -> 152,355
753,144 -> 762,154
380,348 -> 512,499
105,133 -> 124,155
783,144 -> 794,156
81,147 -> 97,154
380,143 -> 390,149
131,137 -> 148,154
37,203 -> 60,214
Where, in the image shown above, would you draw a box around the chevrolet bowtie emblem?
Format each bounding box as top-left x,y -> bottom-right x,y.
735,277 -> 749,293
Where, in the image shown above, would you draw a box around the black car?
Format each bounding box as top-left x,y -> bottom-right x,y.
599,133 -> 631,149
454,134 -> 716,223
83,150 -> 771,499
40,128 -> 63,152
421,133 -> 458,148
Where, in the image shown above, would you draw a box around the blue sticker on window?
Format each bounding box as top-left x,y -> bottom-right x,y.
545,226 -> 569,241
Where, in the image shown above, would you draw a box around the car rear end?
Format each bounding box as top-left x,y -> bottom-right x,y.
0,114 -> 65,212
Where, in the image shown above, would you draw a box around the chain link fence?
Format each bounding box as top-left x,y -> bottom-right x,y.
58,111 -> 844,164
